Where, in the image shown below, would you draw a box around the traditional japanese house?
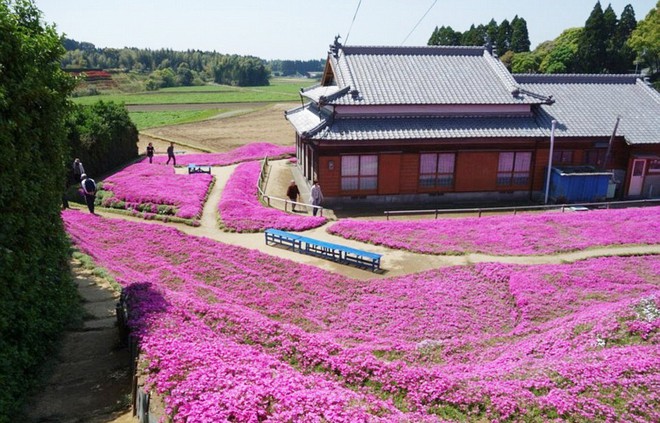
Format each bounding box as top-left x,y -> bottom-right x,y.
285,40 -> 660,205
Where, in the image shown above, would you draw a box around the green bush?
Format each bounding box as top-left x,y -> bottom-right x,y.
66,101 -> 139,181
0,1 -> 80,421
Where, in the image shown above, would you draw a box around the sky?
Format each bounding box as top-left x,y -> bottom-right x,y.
34,0 -> 657,60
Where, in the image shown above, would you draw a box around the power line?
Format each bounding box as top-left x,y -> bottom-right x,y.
344,0 -> 363,45
400,0 -> 438,45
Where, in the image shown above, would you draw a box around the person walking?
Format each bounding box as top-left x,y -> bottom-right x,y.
310,180 -> 323,216
80,174 -> 97,214
146,142 -> 155,163
166,142 -> 176,165
72,158 -> 85,182
286,180 -> 300,212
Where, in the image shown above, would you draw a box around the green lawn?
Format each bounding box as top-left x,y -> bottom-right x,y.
128,109 -> 227,130
72,78 -> 310,105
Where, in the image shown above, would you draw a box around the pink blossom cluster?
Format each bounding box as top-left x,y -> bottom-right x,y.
101,162 -> 213,219
150,142 -> 295,166
328,207 -> 660,255
218,161 -> 326,232
62,210 -> 660,421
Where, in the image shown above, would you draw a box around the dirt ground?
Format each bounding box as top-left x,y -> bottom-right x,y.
137,102 -> 298,154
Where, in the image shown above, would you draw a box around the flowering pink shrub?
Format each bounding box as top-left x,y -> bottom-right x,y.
328,207 -> 660,255
219,161 -> 326,232
150,142 -> 295,166
100,162 -> 212,219
62,210 -> 660,421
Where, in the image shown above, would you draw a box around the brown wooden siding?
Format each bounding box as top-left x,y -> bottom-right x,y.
455,152 -> 499,192
318,156 -> 341,196
378,154 -> 401,194
399,154 -> 419,194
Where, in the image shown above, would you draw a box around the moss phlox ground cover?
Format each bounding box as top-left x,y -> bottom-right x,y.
63,210 -> 660,421
328,207 -> 660,255
100,162 -> 212,219
218,161 -> 327,232
150,142 -> 295,166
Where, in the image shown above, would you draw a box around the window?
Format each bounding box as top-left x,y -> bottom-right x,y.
497,152 -> 532,186
584,149 -> 606,167
341,155 -> 378,191
552,150 -> 573,165
419,153 -> 455,188
648,159 -> 660,173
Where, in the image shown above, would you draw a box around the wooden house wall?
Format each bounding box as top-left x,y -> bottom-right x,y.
307,136 -> 647,198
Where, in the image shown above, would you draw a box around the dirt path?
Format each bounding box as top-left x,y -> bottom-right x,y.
26,259 -> 133,423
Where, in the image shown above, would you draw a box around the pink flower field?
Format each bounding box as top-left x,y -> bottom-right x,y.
328,207 -> 660,255
150,142 -> 295,166
100,162 -> 213,220
219,161 -> 327,232
62,210 -> 660,422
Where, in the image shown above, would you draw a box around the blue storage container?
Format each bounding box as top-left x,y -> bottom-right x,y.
549,166 -> 613,203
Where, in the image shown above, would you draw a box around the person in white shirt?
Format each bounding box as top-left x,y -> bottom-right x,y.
310,181 -> 323,216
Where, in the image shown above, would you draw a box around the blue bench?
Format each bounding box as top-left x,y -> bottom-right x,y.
265,228 -> 382,272
187,163 -> 211,174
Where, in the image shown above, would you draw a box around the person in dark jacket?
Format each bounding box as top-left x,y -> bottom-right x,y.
72,158 -> 85,182
80,174 -> 97,214
286,180 -> 300,211
166,142 -> 176,165
146,142 -> 155,163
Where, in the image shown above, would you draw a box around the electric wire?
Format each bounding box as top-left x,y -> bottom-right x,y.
344,0 -> 363,45
400,0 -> 438,45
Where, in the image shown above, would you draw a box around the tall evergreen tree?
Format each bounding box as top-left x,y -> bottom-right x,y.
428,25 -> 462,46
462,24 -> 486,46
615,4 -> 638,72
510,15 -> 531,52
486,19 -> 499,47
496,19 -> 512,55
576,1 -> 608,72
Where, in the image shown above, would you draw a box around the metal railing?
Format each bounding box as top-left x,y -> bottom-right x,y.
384,199 -> 660,220
256,157 -> 323,216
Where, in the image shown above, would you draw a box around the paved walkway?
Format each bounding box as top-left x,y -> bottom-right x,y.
89,160 -> 660,281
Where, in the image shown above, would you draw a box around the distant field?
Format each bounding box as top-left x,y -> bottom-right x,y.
128,109 -> 227,130
73,78 -> 311,106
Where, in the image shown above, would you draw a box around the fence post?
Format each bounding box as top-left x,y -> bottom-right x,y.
478,209 -> 482,218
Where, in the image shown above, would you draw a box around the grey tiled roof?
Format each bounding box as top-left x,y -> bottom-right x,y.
325,45 -> 550,106
516,74 -> 660,145
286,104 -> 545,141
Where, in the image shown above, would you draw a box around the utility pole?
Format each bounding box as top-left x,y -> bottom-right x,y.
544,120 -> 558,204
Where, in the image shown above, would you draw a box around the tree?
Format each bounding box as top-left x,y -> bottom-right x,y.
539,28 -> 582,73
462,24 -> 486,46
611,4 -> 637,73
627,1 -> 659,75
511,51 -> 540,73
496,19 -> 512,56
428,25 -> 462,46
576,1 -> 608,72
510,15 -> 531,52
0,0 -> 78,420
